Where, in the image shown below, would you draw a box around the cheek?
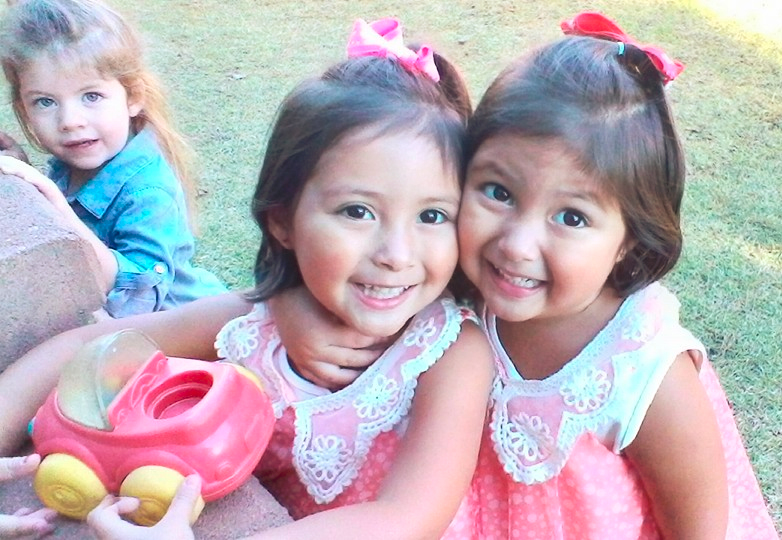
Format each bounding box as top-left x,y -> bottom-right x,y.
294,240 -> 345,276
457,205 -> 488,261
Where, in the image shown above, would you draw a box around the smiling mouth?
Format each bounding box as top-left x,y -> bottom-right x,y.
63,139 -> 97,149
493,265 -> 541,289
359,284 -> 411,299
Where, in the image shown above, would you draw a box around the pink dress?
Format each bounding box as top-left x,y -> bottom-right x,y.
448,283 -> 777,539
214,296 -> 479,520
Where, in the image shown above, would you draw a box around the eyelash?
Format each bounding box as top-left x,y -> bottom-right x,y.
553,209 -> 588,228
480,183 -> 512,204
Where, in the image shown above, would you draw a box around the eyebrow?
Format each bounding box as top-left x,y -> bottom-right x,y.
323,186 -> 460,208
468,159 -> 510,179
22,80 -> 107,98
556,187 -> 615,209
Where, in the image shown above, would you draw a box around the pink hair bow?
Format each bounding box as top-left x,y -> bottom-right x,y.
561,12 -> 684,84
346,18 -> 440,82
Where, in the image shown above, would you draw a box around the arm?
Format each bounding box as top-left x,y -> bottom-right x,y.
253,322 -> 494,540
0,156 -> 118,292
0,293 -> 251,456
101,186 -> 223,317
270,286 -> 387,390
0,455 -> 57,538
624,352 -> 728,539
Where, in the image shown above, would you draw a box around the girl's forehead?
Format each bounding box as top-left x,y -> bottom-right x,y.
469,133 -> 617,198
24,49 -> 92,75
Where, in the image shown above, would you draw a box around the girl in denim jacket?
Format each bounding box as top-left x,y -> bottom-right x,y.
0,0 -> 225,317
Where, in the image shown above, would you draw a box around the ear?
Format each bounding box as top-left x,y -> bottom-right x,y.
616,237 -> 638,264
127,82 -> 145,118
266,207 -> 294,249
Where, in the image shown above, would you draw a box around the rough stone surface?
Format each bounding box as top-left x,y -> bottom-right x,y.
0,175 -> 104,372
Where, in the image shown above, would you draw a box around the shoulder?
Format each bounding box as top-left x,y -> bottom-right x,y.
109,129 -> 181,195
416,311 -> 494,396
214,300 -> 276,363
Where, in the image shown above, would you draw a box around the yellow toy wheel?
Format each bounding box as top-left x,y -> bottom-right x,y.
33,453 -> 108,520
119,466 -> 205,526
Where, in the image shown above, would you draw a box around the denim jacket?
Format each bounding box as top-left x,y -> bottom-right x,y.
49,128 -> 226,317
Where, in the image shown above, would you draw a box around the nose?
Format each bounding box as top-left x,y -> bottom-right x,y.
57,101 -> 86,132
497,217 -> 541,263
371,223 -> 415,271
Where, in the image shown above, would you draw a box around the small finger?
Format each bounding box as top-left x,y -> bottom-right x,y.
0,512 -> 56,537
332,347 -> 383,369
159,475 -> 202,525
305,363 -> 362,391
0,454 -> 40,481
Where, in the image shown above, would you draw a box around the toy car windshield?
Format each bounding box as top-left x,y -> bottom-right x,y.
55,330 -> 159,431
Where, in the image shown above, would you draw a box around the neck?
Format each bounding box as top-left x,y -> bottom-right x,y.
496,287 -> 624,380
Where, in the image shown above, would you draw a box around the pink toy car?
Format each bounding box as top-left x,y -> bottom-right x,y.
30,330 -> 274,525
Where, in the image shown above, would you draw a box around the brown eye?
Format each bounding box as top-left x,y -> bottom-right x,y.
481,183 -> 512,204
419,209 -> 447,224
554,209 -> 587,228
341,205 -> 374,220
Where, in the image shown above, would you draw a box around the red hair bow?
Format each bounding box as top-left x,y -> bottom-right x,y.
560,12 -> 684,84
346,18 -> 440,82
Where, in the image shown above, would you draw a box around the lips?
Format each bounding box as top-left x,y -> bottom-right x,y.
62,138 -> 97,149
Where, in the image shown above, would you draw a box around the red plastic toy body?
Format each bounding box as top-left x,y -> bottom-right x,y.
30,331 -> 274,524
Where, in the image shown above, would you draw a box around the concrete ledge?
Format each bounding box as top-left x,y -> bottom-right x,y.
0,175 -> 104,372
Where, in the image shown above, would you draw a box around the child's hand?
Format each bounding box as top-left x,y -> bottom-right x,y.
0,455 -> 57,539
270,287 -> 389,391
86,475 -> 200,540
0,132 -> 29,164
0,156 -> 70,214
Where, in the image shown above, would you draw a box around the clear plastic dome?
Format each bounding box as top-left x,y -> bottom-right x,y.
55,330 -> 159,430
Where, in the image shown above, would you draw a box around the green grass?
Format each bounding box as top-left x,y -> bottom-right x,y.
1,0 -> 779,529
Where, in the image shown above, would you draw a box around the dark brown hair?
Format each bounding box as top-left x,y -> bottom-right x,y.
247,51 -> 471,302
467,35 -> 685,296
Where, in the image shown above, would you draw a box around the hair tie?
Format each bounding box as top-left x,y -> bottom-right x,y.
617,41 -> 625,56
346,18 -> 440,83
560,12 -> 683,84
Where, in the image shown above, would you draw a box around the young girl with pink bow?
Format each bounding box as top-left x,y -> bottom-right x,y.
267,12 -> 779,540
1,17 -> 494,540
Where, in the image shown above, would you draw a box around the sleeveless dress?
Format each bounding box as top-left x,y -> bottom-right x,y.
448,282 -> 777,539
214,296 -> 479,520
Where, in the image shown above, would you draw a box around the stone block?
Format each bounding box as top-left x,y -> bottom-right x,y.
0,175 -> 104,372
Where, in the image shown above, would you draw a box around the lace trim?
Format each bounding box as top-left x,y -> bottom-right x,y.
292,297 -> 469,503
215,302 -> 287,417
488,283 -> 687,484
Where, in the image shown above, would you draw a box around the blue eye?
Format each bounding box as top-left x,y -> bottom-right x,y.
419,209 -> 448,224
553,209 -> 587,228
341,205 -> 374,220
480,183 -> 512,204
83,92 -> 102,103
33,97 -> 55,109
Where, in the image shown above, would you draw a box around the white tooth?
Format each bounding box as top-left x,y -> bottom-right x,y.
362,285 -> 407,299
497,268 -> 539,288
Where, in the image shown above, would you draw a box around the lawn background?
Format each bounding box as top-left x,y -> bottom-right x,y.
1,0 -> 779,529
